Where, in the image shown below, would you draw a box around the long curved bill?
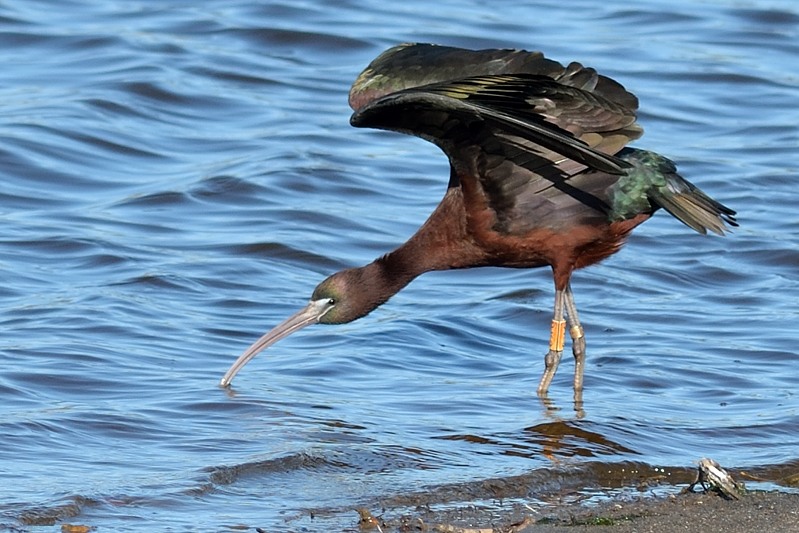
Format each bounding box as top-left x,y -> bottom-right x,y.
220,299 -> 332,387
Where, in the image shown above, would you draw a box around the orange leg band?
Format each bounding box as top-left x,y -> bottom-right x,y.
549,319 -> 566,352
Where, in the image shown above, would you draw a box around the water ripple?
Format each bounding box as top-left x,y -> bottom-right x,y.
0,0 -> 797,530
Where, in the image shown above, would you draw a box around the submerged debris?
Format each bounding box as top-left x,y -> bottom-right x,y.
431,516 -> 534,532
60,525 -> 93,533
356,508 -> 384,531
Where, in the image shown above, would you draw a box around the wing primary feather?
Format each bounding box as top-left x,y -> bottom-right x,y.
351,89 -> 629,175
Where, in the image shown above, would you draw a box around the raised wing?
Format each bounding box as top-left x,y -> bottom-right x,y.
352,73 -> 640,174
349,43 -> 638,113
349,44 -> 644,233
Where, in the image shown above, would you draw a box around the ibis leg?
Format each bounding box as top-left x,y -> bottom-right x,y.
538,288 -> 566,395
563,283 -> 586,392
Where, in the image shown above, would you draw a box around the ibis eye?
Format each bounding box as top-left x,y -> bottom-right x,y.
328,298 -> 336,305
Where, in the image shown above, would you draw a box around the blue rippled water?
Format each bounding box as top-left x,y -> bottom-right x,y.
1,0 -> 797,531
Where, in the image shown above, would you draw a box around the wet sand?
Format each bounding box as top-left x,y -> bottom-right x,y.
354,489 -> 799,532
341,459 -> 799,532
519,490 -> 799,533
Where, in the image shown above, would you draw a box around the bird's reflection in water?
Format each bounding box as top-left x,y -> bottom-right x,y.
438,416 -> 636,464
538,388 -> 585,419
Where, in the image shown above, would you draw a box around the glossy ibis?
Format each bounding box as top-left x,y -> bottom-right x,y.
221,43 -> 736,396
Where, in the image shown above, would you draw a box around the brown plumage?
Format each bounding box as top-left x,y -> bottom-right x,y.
220,43 -> 736,398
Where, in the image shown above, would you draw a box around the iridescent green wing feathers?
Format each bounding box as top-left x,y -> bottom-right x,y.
350,44 -> 642,175
349,43 -> 638,112
612,150 -> 737,235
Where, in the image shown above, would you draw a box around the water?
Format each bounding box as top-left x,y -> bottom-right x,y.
1,0 -> 797,530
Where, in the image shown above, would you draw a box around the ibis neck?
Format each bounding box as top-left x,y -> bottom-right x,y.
355,234 -> 435,306
368,187 -> 478,290
338,187 -> 482,322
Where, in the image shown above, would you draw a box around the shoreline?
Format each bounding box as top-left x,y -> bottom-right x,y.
353,488 -> 799,532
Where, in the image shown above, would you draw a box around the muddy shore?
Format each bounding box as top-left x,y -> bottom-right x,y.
351,488 -> 799,532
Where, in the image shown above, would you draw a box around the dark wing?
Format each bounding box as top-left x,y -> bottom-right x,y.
349,43 -> 638,113
354,74 -> 639,173
350,44 -> 643,233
